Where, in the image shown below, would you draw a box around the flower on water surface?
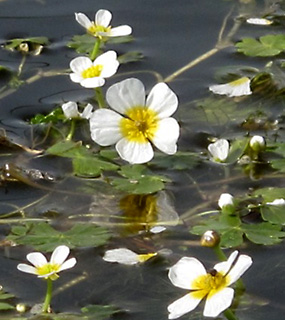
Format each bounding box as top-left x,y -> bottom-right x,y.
168,251 -> 252,319
69,51 -> 119,88
62,101 -> 93,119
89,78 -> 180,164
249,135 -> 265,152
75,9 -> 132,38
103,248 -> 157,265
246,18 -> 272,25
17,245 -> 77,281
208,139 -> 229,162
209,77 -> 252,97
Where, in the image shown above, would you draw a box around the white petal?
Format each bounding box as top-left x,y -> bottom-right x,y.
218,193 -> 234,209
94,51 -> 119,78
146,83 -> 178,118
17,264 -> 37,275
90,109 -> 122,146
209,77 -> 252,97
27,252 -> 47,267
106,78 -> 146,114
50,245 -> 70,265
152,118 -> 180,154
116,138 -> 154,164
70,73 -> 83,83
214,251 -> 239,275
103,248 -> 139,265
267,198 -> 285,206
208,139 -> 229,161
75,13 -> 92,29
108,25 -> 132,36
226,254 -> 253,285
80,77 -> 105,88
168,293 -> 202,319
81,103 -> 93,119
70,56 -> 92,74
246,18 -> 272,25
168,257 -> 207,290
203,287 -> 234,317
58,258 -> 77,271
62,101 -> 79,118
95,9 -> 112,28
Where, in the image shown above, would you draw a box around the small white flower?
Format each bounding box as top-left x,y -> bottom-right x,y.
266,198 -> 285,206
218,193 -> 234,209
168,251 -> 252,319
69,51 -> 119,88
246,18 -> 272,25
90,78 -> 180,164
249,135 -> 265,151
62,101 -> 93,119
17,245 -> 76,281
208,139 -> 229,162
75,9 -> 132,38
103,248 -> 157,265
209,77 -> 252,97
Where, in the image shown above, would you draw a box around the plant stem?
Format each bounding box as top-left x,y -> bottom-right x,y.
223,308 -> 238,320
95,87 -> 106,108
42,278 -> 53,313
213,245 -> 227,261
66,119 -> 76,141
90,39 -> 101,61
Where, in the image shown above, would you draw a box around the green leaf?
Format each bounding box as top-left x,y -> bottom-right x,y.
242,222 -> 285,245
261,205 -> 285,224
220,228 -> 244,247
67,34 -> 96,54
226,137 -> 249,163
0,302 -> 14,310
252,187 -> 285,201
4,37 -> 49,50
6,223 -> 111,251
236,34 -> 285,57
30,108 -> 64,124
150,152 -> 200,170
271,159 -> 285,172
81,304 -> 120,320
118,51 -> 144,64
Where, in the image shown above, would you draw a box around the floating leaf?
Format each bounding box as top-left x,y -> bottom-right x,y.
252,187 -> 285,201
226,137 -> 249,163
111,164 -> 171,194
260,205 -> 285,225
6,223 -> 111,251
118,51 -> 144,64
150,152 -> 200,170
67,34 -> 96,54
236,34 -> 285,57
81,304 -> 120,320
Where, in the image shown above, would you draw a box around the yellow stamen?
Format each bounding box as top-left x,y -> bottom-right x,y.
36,263 -> 60,281
191,270 -> 230,299
229,77 -> 249,87
88,23 -> 111,37
81,65 -> 103,79
137,252 -> 157,263
120,107 -> 159,143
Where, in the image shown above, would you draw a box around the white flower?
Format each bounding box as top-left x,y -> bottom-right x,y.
209,77 -> 252,97
17,245 -> 77,281
249,135 -> 265,151
266,198 -> 285,206
89,78 -> 180,164
168,251 -> 252,319
246,18 -> 272,25
218,193 -> 234,209
208,139 -> 229,162
103,248 -> 157,265
69,51 -> 119,88
75,9 -> 132,38
62,101 -> 93,119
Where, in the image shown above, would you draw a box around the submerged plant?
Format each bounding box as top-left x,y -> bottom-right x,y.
89,78 -> 180,164
168,251 -> 252,319
17,245 -> 76,313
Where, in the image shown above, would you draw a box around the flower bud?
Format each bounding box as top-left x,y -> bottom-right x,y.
249,135 -> 265,152
200,230 -> 220,247
16,303 -> 27,313
218,193 -> 235,214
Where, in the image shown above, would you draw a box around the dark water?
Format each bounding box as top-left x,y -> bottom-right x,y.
0,0 -> 284,319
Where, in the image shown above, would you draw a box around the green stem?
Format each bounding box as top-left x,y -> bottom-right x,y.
42,278 -> 53,313
90,39 -> 101,61
223,308 -> 238,320
95,87 -> 106,108
212,245 -> 227,261
66,119 -> 76,141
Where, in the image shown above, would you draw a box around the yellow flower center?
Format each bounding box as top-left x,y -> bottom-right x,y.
137,252 -> 157,263
191,270 -> 229,300
88,23 -> 111,37
36,263 -> 60,281
120,107 -> 159,143
229,77 -> 249,87
81,65 -> 103,79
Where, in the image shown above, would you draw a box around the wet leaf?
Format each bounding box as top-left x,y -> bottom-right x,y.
236,35 -> 285,57
7,223 -> 111,251
226,137 -> 249,163
67,34 -> 96,54
81,304 -> 120,320
111,164 -> 170,194
260,205 -> 285,224
118,51 -> 144,64
252,187 -> 285,201
150,152 -> 200,170
4,37 -> 49,51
